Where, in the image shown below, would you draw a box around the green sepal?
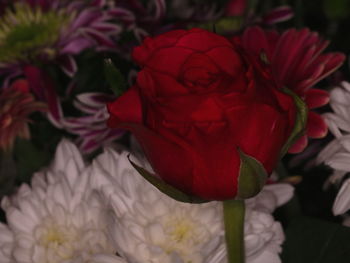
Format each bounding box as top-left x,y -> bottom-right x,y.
237,150 -> 268,199
188,16 -> 243,34
280,88 -> 308,157
103,59 -> 126,96
128,156 -> 208,204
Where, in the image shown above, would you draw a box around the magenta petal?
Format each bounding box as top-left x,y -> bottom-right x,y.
83,28 -> 116,48
58,55 -> 77,77
60,38 -> 94,55
70,9 -> 102,31
108,8 -> 135,22
262,6 -> 294,25
92,23 -> 122,34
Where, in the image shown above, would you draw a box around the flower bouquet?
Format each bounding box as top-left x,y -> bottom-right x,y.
1,1 -> 350,263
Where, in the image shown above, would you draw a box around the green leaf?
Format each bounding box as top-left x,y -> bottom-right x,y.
280,88 -> 308,157
282,217 -> 350,263
237,150 -> 268,199
323,0 -> 350,20
128,156 -> 208,204
13,138 -> 51,183
104,59 -> 127,96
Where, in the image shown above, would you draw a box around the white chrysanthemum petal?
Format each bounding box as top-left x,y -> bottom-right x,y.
263,184 -> 294,207
247,249 -> 282,263
326,152 -> 350,171
51,139 -> 84,174
0,223 -> 13,263
317,138 -> 343,164
333,178 -> 350,215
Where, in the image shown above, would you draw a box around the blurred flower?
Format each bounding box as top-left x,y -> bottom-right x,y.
0,223 -> 13,263
0,79 -> 46,151
225,0 -> 246,16
0,139 -> 122,262
89,148 -> 293,263
236,26 -> 345,153
62,93 -> 124,153
110,0 -> 166,44
0,0 -> 121,78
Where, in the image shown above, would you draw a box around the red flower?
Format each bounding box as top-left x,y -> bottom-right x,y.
107,28 -> 299,200
235,26 -> 345,153
0,80 -> 46,151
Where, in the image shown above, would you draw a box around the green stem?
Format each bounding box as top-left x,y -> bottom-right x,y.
223,199 -> 245,263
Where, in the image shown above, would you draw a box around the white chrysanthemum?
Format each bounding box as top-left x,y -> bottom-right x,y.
246,184 -> 294,214
90,148 -> 292,263
0,222 -> 13,263
0,139 -> 122,263
317,81 -> 350,184
91,149 -> 223,263
212,208 -> 285,263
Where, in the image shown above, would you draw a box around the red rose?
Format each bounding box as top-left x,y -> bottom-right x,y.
108,28 -> 300,200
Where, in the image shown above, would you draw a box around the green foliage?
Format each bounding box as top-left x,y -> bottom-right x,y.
323,0 -> 350,20
13,138 -> 51,183
282,217 -> 350,263
104,59 -> 127,96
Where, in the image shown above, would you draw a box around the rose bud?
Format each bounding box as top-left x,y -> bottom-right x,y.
107,28 -> 306,201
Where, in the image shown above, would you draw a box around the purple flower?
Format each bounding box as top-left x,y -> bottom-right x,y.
0,0 -> 122,78
61,92 -> 124,153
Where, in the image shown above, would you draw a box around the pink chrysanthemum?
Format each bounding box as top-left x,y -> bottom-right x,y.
235,26 -> 345,153
0,0 -> 121,79
0,80 -> 46,151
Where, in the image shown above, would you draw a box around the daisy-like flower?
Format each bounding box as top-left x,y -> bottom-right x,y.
0,79 -> 46,151
62,93 -> 124,153
317,81 -> 350,185
0,139 -> 124,263
235,26 -> 345,153
90,147 -> 293,263
0,0 -> 121,78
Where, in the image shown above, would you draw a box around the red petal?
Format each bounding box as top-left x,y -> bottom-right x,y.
304,89 -> 329,109
288,135 -> 308,153
229,103 -> 291,173
145,46 -> 194,77
107,86 -> 142,127
175,28 -> 232,51
242,26 -> 274,59
205,46 -> 244,77
137,69 -> 188,97
307,111 -> 328,138
132,30 -> 187,66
